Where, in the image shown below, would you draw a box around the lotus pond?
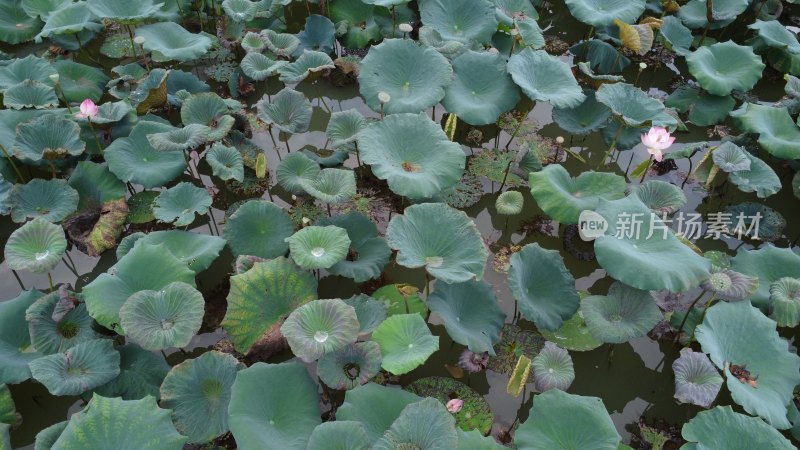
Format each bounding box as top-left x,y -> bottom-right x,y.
1,0 -> 800,448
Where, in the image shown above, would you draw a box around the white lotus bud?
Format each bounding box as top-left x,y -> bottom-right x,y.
556,136 -> 565,144
134,36 -> 146,45
48,73 -> 59,84
378,91 -> 391,103
399,23 -> 413,33
639,62 -> 647,70
302,217 -> 311,225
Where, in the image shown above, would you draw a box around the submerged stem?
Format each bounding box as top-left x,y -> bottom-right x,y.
0,143 -> 26,182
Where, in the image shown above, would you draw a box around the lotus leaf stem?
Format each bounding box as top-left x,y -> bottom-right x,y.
11,270 -> 25,290
687,293 -> 718,346
86,118 -> 104,154
0,143 -> 26,183
674,290 -> 706,343
48,272 -> 54,291
639,156 -> 653,183
126,25 -> 138,59
601,124 -> 623,167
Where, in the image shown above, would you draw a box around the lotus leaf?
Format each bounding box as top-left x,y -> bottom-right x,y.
286,225 -> 351,270
539,301 -> 602,352
532,341 -> 575,392
418,26 -> 471,60
281,299 -> 359,362
4,217 -> 67,274
160,351 -> 243,443
10,178 -> 78,223
564,0 -> 645,27
86,0 -> 161,22
296,14 -> 335,55
29,339 -> 120,396
318,341 -> 381,390
342,295 -> 387,335
326,109 -> 366,150
672,348 -> 722,408
373,397 -> 458,450
682,405 -> 793,449
686,41 -> 764,96
125,192 -> 158,225
515,390 -> 621,449
223,258 -> 317,353
228,362 -> 321,450
373,284 -> 427,317
0,290 -> 44,384
701,267 -> 759,301
730,103 -> 800,160
33,420 -> 67,450
728,152 -> 781,198
529,164 -> 626,224
338,382 -> 422,442
205,143 -> 244,182
241,31 -> 267,53
276,152 -> 321,194
240,52 -> 285,81
442,50 -> 520,125
122,230 -> 224,274
695,300 -> 800,428
677,0 -> 746,29
593,196 -> 711,292
153,182 -> 212,227
299,168 -> 357,204
26,290 -> 96,354
419,0 -> 497,45
0,55 -> 56,91
0,0 -> 42,44
768,277 -> 800,327
358,113 -> 465,200
224,200 -> 294,259
372,314 -> 438,375
596,82 -> 666,126
316,212 -> 392,282
570,40 -> 630,74
307,421 -> 370,450
508,48 -> 585,108
406,376 -> 493,434
256,88 -> 312,134
119,282 -> 204,351
83,242 -> 196,333
358,39 -> 453,114
50,394 -> 186,449
628,180 -> 687,216
35,1 -> 102,41
711,141 -> 751,172
84,100 -> 133,124
180,92 -> 233,141
750,19 -> 800,54
264,29 -> 300,57
731,245 -> 800,309
582,282 -> 663,344
129,69 -> 169,114
329,0 -> 381,49
387,203 -> 487,283
658,16 -> 693,56
428,280 -> 504,354
0,385 -> 18,427
222,0 -> 258,22
67,162 -> 126,211
494,190 -> 523,216
552,90 -> 612,135
4,79 -> 58,109
146,124 -> 211,152
104,121 -> 186,188
665,85 -> 735,127
278,50 -> 335,83
94,343 -> 169,400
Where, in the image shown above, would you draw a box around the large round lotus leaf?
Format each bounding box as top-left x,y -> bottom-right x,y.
0,55 -> 55,91
318,341 -> 382,390
343,294 -> 388,334
628,180 -> 687,216
222,0 -> 258,22
94,343 -> 169,400
105,121 -> 186,188
665,85 -> 735,127
373,397 -> 458,450
532,341 -> 575,392
358,113 -> 465,200
428,280 -> 505,354
280,299 -> 359,362
0,0 -> 42,44
507,243 -> 580,332
278,50 -> 335,83
152,182 -> 212,227
338,382 -> 422,442
206,143 -> 244,182
596,82 -> 666,126
52,60 -> 108,103
3,79 -> 58,109
728,152 -> 781,198
373,284 -> 427,317
457,428 -> 504,449
307,421 -> 370,450
686,41 -> 765,96
769,277 -> 800,327
581,282 -> 662,344
358,39 -> 453,115
329,0 -> 380,49
387,203 -> 487,283
83,242 -> 196,333
564,0 -> 645,27
0,290 -> 44,384
658,16 -> 693,56
276,152 -> 320,194
29,339 -> 120,396
86,0 -> 161,22
326,109 -> 366,150
695,300 -> 800,429
750,19 -> 800,53
146,124 -> 211,152
9,178 -> 78,223
228,362 -> 321,450
317,212 -> 392,282
240,52 -> 285,81
25,291 -> 96,355
677,0 -> 747,29
552,90 -> 612,135
539,299 -> 602,352
123,230 -> 225,274
160,351 -> 243,443
516,390 -> 620,449
119,282 -> 204,351
508,48 -> 585,108
4,217 -> 67,274
264,29 -> 301,57
672,348 -> 722,408
286,225 -> 351,270
223,257 -> 317,353
682,406 -> 794,450
296,14 -> 335,55
731,245 -> 800,309
50,394 -> 187,450
529,164 -> 626,225
372,314 -> 439,375
419,0 -> 497,44
442,50 -> 520,125
730,103 -> 800,160
594,196 -> 711,292
406,376 -> 493,434
256,88 -> 312,134
34,1 -> 101,41
224,200 -> 294,259
299,168 -> 357,204
67,162 -> 126,211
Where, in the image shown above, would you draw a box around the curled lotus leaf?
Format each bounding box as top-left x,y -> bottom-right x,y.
686,41 -> 765,96
564,0 -> 646,27
581,281 -> 663,344
285,225 -> 352,270
10,178 -> 78,223
508,48 -> 585,108
299,168 -> 357,204
358,113 -> 465,200
67,161 -> 126,211
329,0 -> 381,49
280,299 -> 360,362
29,339 -> 120,396
222,258 -> 317,354
296,14 -> 335,55
159,351 -> 244,443
222,0 -> 259,22
665,85 -> 735,127
658,15 -> 693,56
728,152 -> 781,199
264,29 -> 301,57
278,50 -> 335,83
241,31 -> 267,53
153,182 -> 212,227
627,180 -> 687,216
179,92 -> 233,141
316,212 -> 392,283
428,279 -> 505,354
358,38 -> 453,115
681,406 -> 794,450
121,230 -> 225,274
493,0 -> 539,26
342,294 -> 388,335
318,342 -> 382,390
206,143 -> 244,182
307,421 -> 371,450
25,290 -> 97,355
94,343 -> 169,400
4,217 -> 67,274
768,277 -> 800,327
372,397 -> 458,450
749,19 -> 800,54
417,26 -> 471,60
35,1 -> 102,41
552,90 -> 612,135
0,290 -> 44,384
4,79 -> 58,109
34,420 -> 68,450
0,0 -> 42,45
495,190 -> 523,215
596,82 -> 667,126
729,103 -> 800,160
532,341 -> 575,392
223,200 -> 294,259
372,314 -> 439,375
326,109 -> 366,150
711,141 -> 751,173
672,348 -> 723,408
146,124 -> 211,152
529,164 -> 626,224
256,88 -> 313,134
135,22 -> 212,62
677,0 -> 748,29
276,152 -> 321,194
104,121 -> 187,188
240,52 -> 286,81
419,0 -> 498,45
387,203 -> 488,284
0,55 -> 55,91
700,267 -> 759,301
731,245 -> 800,309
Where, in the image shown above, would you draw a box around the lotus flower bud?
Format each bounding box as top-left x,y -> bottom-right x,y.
399,23 -> 413,33
48,73 -> 60,84
378,91 -> 391,103
639,62 -> 647,70
134,36 -> 146,45
556,136 -> 565,144
446,399 -> 464,413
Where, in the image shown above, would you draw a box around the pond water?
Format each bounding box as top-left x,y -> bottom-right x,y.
1,1 -> 800,449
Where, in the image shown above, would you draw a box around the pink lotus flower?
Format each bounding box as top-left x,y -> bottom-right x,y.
76,99 -> 99,119
640,126 -> 675,162
446,399 -> 464,413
